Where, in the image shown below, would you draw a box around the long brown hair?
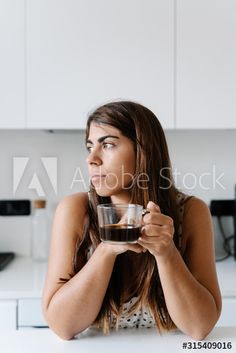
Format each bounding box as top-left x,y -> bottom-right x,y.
73,101 -> 182,333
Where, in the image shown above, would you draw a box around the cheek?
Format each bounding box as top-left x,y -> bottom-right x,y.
114,153 -> 136,185
122,160 -> 135,181
124,150 -> 136,175
103,157 -> 135,189
106,148 -> 135,173
102,147 -> 136,189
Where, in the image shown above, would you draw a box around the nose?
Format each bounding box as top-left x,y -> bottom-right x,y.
86,148 -> 102,166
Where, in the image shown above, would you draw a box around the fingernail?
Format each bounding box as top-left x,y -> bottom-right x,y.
147,201 -> 160,211
147,201 -> 156,208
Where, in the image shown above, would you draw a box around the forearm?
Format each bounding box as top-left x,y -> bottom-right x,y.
45,243 -> 116,339
155,249 -> 219,340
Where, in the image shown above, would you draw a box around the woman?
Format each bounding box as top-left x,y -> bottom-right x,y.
42,101 -> 221,340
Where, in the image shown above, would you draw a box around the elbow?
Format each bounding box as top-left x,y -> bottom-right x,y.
52,325 -> 89,340
44,309 -> 88,341
42,301 -> 92,340
188,318 -> 220,341
54,330 -> 75,341
189,330 -> 209,341
43,310 -> 74,340
186,324 -> 212,341
46,319 -> 77,341
189,301 -> 222,341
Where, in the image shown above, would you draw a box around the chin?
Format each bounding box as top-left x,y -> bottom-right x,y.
92,187 -> 113,198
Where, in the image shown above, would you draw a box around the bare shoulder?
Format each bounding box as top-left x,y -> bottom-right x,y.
180,196 -> 214,261
56,192 -> 88,213
48,192 -> 88,279
184,196 -> 210,216
183,197 -> 212,236
182,195 -> 214,265
54,192 -> 89,237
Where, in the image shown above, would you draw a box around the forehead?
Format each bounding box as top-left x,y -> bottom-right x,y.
87,122 -> 122,140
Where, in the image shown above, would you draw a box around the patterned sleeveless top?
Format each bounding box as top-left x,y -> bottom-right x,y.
88,192 -> 192,329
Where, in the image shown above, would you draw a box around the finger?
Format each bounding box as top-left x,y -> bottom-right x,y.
141,224 -> 154,236
143,212 -> 171,226
141,224 -> 164,237
142,223 -> 173,235
139,233 -> 171,244
138,236 -> 160,245
146,201 -> 161,213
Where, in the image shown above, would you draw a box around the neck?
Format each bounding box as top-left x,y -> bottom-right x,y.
110,191 -> 132,204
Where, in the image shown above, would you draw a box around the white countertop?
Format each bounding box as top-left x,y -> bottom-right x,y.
0,255 -> 235,300
0,326 -> 235,353
0,256 -> 235,352
0,255 -> 47,299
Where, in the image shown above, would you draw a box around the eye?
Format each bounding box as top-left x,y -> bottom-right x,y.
86,145 -> 93,153
103,142 -> 114,149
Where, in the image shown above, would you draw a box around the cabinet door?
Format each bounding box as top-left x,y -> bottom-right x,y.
27,0 -> 174,129
0,300 -> 17,329
18,298 -> 48,328
176,0 -> 236,129
0,0 -> 25,128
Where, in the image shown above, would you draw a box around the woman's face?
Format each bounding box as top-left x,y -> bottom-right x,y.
86,122 -> 136,203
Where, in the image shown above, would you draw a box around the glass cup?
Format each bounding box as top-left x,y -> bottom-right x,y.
97,203 -> 144,244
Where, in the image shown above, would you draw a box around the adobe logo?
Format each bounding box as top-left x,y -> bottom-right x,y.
13,157 -> 57,197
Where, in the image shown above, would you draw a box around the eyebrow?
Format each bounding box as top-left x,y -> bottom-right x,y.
86,135 -> 120,145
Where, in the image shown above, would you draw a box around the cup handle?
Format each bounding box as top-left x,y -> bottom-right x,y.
142,209 -> 150,217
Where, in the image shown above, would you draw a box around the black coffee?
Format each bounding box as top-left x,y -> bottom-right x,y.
100,224 -> 140,243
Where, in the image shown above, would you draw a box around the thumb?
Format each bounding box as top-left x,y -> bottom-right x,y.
146,201 -> 161,213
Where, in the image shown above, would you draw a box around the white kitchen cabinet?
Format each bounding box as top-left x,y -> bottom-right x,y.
0,299 -> 17,329
18,298 -> 48,328
0,256 -> 48,330
0,298 -> 48,330
176,0 -> 236,129
0,0 -> 25,128
26,0 -> 174,129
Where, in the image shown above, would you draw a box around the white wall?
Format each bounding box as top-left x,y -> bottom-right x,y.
0,129 -> 235,258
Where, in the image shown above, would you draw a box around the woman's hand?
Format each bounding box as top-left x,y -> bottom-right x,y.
100,241 -> 145,256
137,201 -> 175,258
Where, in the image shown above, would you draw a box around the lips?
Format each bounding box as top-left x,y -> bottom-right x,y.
91,174 -> 106,182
